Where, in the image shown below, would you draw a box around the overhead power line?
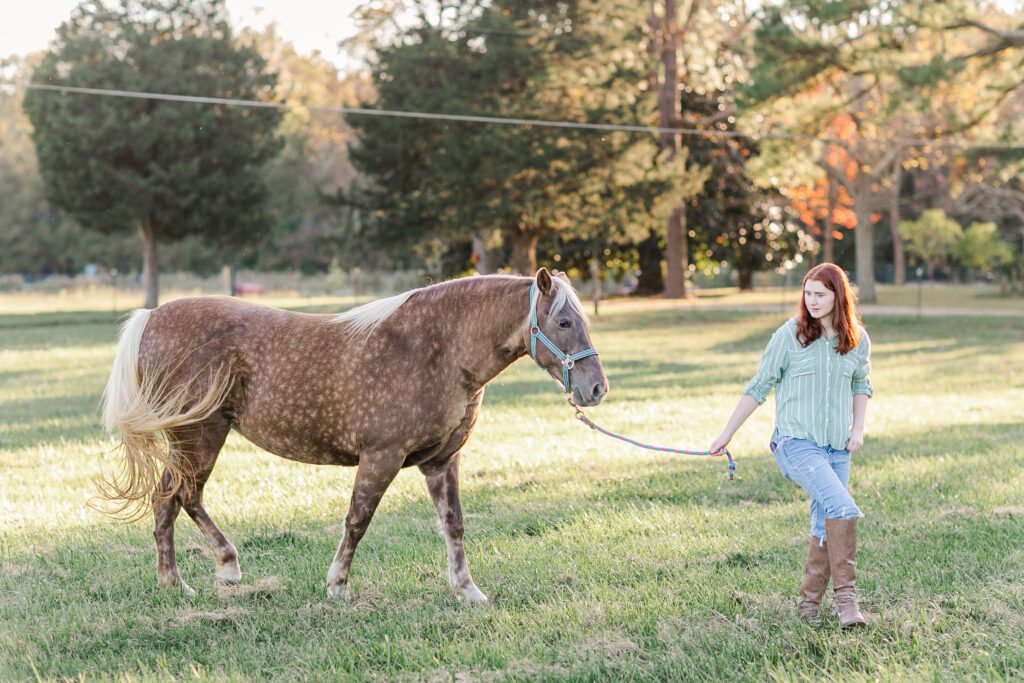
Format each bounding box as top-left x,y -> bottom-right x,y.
4,82 -> 1023,150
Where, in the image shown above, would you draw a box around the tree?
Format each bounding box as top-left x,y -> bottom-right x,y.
741,0 -> 942,301
22,0 -> 281,307
649,0 -> 696,298
344,0 -> 656,276
906,2 -> 1024,134
900,208 -> 963,281
675,84 -> 811,290
242,25 -> 367,273
647,0 -> 759,297
955,220 -> 1014,278
0,54 -> 139,275
743,1 -> 1024,299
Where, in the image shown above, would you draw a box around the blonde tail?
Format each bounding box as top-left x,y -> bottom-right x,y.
97,309 -> 233,521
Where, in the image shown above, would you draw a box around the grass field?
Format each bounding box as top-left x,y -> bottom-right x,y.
2,286 -> 1023,681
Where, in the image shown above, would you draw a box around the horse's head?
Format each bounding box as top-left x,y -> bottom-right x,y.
529,268 -> 609,407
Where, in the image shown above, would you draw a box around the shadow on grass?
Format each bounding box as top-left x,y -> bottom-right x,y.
593,307 -> 769,335
0,392 -> 105,448
0,309 -> 128,330
483,359 -> 745,406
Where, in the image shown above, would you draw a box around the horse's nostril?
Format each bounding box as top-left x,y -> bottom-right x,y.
592,383 -> 604,400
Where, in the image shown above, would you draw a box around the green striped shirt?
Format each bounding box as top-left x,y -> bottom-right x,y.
743,317 -> 873,449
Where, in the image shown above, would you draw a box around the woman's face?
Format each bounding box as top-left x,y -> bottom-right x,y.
803,278 -> 836,321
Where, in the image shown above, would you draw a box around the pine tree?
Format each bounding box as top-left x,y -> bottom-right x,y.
23,0 -> 281,307
343,0 -> 656,275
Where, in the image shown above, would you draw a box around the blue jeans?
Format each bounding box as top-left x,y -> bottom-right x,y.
771,431 -> 862,542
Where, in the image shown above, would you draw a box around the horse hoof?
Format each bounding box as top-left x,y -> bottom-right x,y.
456,585 -> 488,603
327,583 -> 352,601
158,575 -> 197,597
215,564 -> 242,584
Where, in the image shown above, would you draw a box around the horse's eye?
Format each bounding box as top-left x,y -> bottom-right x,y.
557,319 -> 571,329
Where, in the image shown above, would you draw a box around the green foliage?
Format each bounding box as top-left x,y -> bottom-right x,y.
738,3 -> 836,108
21,0 -> 282,253
344,0 -> 658,274
900,208 -> 963,279
679,90 -> 810,287
896,54 -> 965,88
954,221 -> 1015,274
242,26 -> 371,273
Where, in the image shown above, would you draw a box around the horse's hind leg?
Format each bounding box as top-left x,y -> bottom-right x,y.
153,474 -> 193,595
420,451 -> 487,602
155,417 -> 239,592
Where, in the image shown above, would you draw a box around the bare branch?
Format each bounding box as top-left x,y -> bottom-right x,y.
947,19 -> 1024,62
866,142 -> 907,183
946,19 -> 1024,46
817,157 -> 854,194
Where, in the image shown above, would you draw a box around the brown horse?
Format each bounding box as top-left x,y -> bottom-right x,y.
100,268 -> 607,601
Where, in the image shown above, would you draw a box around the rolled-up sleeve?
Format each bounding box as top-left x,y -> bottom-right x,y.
742,325 -> 789,404
851,332 -> 873,398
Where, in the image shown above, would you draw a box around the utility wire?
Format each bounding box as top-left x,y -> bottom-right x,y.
4,81 -> 1023,150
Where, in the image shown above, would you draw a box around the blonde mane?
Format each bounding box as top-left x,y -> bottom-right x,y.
333,274 -> 587,341
330,289 -> 421,337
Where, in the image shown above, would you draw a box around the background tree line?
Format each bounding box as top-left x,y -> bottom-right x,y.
1,0 -> 1021,306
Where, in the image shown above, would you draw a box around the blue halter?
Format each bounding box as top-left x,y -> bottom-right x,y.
529,282 -> 599,394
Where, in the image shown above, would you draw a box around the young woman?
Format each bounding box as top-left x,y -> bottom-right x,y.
710,263 -> 873,627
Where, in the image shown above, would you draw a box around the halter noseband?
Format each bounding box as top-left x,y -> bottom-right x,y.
529,281 -> 598,394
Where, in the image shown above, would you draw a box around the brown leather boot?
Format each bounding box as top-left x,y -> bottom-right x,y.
797,536 -> 830,619
824,518 -> 866,627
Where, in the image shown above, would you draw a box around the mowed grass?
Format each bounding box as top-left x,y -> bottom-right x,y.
1,292 -> 1023,681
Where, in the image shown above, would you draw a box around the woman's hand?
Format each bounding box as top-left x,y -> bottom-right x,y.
845,429 -> 864,454
708,434 -> 731,456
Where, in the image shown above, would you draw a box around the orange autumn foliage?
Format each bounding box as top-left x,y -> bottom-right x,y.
783,114 -> 879,240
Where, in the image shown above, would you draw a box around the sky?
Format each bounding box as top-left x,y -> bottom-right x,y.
1,0 -> 367,71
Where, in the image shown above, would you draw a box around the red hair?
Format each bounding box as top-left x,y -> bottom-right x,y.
796,263 -> 861,355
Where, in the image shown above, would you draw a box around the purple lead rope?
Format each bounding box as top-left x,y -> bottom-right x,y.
569,401 -> 736,480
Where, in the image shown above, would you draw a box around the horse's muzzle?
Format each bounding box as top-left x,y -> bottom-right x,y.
573,378 -> 608,407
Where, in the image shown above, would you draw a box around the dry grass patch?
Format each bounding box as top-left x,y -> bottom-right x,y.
0,563 -> 31,578
216,575 -> 285,599
576,634 -> 640,658
938,505 -> 977,519
175,606 -> 247,625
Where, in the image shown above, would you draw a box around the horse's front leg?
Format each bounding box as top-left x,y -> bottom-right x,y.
326,454 -> 403,600
420,451 -> 487,603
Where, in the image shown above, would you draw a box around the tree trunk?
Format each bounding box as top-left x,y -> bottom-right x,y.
471,230 -> 498,275
657,0 -> 688,299
663,204 -> 690,298
635,230 -> 665,295
138,219 -> 159,309
889,164 -> 906,285
824,178 -> 836,264
508,229 -> 538,275
737,266 -> 753,291
853,178 -> 877,303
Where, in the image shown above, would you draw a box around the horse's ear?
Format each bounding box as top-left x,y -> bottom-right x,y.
554,270 -> 570,284
535,267 -> 554,296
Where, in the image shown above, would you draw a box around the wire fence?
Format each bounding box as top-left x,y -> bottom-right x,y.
5,81 -> 1023,150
